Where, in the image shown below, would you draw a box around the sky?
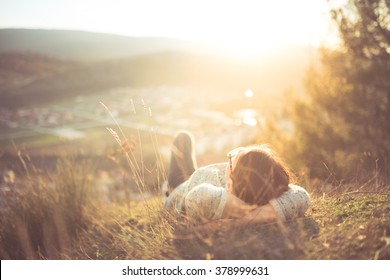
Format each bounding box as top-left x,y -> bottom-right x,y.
0,0 -> 339,56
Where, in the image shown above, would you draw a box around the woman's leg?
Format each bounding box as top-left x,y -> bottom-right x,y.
167,131 -> 197,193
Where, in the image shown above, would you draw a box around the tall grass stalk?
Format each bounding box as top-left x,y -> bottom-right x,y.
0,151 -> 97,259
101,99 -> 170,241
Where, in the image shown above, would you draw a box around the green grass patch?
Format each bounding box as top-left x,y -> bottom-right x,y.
305,193 -> 390,259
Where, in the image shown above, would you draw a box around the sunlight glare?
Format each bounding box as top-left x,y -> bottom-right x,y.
2,0 -> 334,58
235,109 -> 258,127
245,89 -> 254,98
98,0 -> 332,58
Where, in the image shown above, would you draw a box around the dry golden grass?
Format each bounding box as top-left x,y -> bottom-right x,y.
1,159 -> 389,260
1,105 -> 389,260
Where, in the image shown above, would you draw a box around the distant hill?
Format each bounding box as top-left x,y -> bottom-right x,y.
0,29 -> 202,60
0,52 -> 79,90
0,49 -> 317,108
0,29 -> 319,108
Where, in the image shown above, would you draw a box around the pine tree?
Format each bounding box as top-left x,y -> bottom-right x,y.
291,0 -> 390,183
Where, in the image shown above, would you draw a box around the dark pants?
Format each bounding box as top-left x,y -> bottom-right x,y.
167,131 -> 197,193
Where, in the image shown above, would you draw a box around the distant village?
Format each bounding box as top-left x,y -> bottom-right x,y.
0,86 -> 261,147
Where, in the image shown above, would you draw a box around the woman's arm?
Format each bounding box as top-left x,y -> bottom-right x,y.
221,193 -> 277,223
268,184 -> 311,221
185,182 -> 260,222
221,192 -> 256,218
221,184 -> 310,223
185,183 -> 310,224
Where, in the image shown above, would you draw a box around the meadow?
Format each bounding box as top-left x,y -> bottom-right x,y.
1,62 -> 389,260
1,136 -> 389,260
1,1 -> 389,259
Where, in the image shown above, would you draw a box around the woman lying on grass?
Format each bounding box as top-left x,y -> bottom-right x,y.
164,131 -> 310,224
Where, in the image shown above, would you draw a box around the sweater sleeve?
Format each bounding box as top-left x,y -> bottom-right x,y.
269,184 -> 311,221
184,183 -> 228,223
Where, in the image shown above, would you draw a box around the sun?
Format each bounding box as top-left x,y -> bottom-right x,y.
245,89 -> 254,98
163,0 -> 333,58
205,34 -> 280,58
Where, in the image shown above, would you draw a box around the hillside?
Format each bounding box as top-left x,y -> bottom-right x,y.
0,48 -> 315,108
0,29 -> 203,60
0,52 -> 79,91
1,165 -> 389,260
0,29 -> 318,109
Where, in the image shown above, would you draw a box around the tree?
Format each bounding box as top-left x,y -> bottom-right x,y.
291,0 -> 390,183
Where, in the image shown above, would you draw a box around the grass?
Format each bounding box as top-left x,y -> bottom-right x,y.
1,104 -> 389,260
305,193 -> 390,259
1,158 -> 389,260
